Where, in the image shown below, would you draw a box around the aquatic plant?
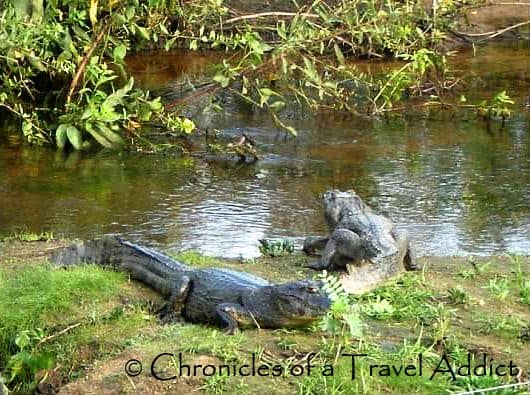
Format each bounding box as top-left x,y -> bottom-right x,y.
258,238 -> 295,257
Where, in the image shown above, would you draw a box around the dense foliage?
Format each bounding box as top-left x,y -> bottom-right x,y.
168,0 -> 478,134
0,0 -> 512,147
0,0 -> 195,150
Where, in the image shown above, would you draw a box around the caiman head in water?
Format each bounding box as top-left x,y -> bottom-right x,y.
270,280 -> 331,326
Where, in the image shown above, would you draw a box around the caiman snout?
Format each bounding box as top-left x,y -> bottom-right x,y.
275,280 -> 331,325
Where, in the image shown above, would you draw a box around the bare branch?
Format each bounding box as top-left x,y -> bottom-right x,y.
453,20 -> 530,39
66,22 -> 111,105
221,11 -> 319,26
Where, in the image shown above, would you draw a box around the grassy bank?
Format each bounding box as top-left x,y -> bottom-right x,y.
0,238 -> 529,394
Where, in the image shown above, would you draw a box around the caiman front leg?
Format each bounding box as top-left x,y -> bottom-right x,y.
157,275 -> 191,323
215,303 -> 256,335
307,228 -> 363,270
303,236 -> 329,256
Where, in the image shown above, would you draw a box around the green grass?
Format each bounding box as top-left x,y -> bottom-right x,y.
174,250 -> 225,267
0,263 -> 125,361
0,246 -> 529,394
509,254 -> 530,306
355,273 -> 440,324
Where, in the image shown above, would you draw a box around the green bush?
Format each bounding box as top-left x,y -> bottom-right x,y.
0,0 -> 194,149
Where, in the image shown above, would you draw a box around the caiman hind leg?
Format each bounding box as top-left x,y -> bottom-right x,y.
157,275 -> 192,323
215,303 -> 257,335
393,230 -> 421,271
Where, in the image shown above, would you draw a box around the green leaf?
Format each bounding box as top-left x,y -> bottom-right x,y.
180,118 -> 195,134
138,104 -> 152,122
343,313 -> 363,337
94,122 -> 124,146
269,100 -> 285,110
259,88 -> 276,98
334,43 -> 345,66
89,0 -> 98,27
148,97 -> 163,112
28,54 -> 46,72
55,125 -> 68,149
86,123 -> 113,148
22,120 -> 32,137
277,21 -> 287,40
66,126 -> 83,150
303,57 -> 319,82
72,25 -> 90,42
281,56 -> 288,75
213,73 -> 230,88
113,44 -> 127,61
248,37 -> 272,56
125,6 -> 135,20
113,13 -> 127,25
14,331 -> 31,351
135,25 -> 150,41
164,38 -> 176,51
160,23 -> 169,35
103,78 -> 134,109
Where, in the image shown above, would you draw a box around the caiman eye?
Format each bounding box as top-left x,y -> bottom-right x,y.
306,286 -> 318,294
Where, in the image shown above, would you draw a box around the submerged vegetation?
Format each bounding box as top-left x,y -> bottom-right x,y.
0,242 -> 528,394
0,0 -> 517,149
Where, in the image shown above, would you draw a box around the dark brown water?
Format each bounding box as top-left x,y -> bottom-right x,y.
1,42 -> 529,258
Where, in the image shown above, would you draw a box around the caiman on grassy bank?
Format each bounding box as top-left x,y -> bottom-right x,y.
1,237 -> 529,394
51,236 -> 330,334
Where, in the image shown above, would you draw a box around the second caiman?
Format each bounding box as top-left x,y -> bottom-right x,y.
303,190 -> 421,293
50,236 -> 331,334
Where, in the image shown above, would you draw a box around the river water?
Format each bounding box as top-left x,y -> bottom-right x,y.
1,42 -> 529,258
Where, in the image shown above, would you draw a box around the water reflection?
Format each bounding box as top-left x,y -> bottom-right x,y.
1,43 -> 529,258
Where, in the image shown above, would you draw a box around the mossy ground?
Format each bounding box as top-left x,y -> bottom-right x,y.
0,236 -> 528,394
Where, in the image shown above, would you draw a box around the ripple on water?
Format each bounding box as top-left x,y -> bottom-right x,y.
1,43 -> 530,259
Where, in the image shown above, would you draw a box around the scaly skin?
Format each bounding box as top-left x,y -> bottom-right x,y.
51,236 -> 330,334
304,190 -> 420,274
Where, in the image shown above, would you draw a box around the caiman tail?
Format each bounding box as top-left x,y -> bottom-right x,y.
50,236 -> 188,296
